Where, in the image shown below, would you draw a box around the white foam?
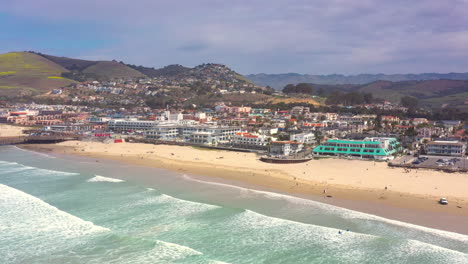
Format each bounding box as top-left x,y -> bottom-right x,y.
12,146 -> 56,159
182,174 -> 468,243
152,193 -> 220,215
395,239 -> 468,263
87,175 -> 125,183
0,184 -> 109,261
226,209 -> 468,262
0,161 -> 78,177
103,239 -> 204,263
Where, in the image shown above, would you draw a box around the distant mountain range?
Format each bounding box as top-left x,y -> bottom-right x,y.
300,80 -> 468,108
245,72 -> 468,90
245,72 -> 468,109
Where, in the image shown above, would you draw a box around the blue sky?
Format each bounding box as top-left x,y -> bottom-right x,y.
1,0 -> 468,74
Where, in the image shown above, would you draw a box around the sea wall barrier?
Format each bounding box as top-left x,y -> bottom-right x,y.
0,136 -> 81,145
388,162 -> 468,173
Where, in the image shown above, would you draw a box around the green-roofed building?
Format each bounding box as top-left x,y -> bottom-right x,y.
313,137 -> 402,160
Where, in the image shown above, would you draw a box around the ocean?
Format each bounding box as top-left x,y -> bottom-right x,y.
0,146 -> 467,264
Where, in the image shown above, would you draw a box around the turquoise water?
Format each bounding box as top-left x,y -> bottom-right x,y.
0,146 -> 467,264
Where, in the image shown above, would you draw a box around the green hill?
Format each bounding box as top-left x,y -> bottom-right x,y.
0,51 -> 149,96
35,53 -> 98,71
82,61 -> 146,80
0,52 -> 77,96
35,52 -> 147,81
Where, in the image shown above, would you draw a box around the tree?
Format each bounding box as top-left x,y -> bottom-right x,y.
317,88 -> 325,97
400,96 -> 418,108
282,83 -> 314,95
363,93 -> 373,104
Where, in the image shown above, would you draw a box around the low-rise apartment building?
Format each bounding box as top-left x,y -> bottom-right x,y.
426,140 -> 466,156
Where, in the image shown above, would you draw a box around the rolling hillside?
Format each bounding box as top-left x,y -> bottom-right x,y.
82,61 -> 145,79
35,52 -> 146,81
0,51 -> 149,96
355,80 -> 468,108
282,79 -> 468,108
0,52 -> 77,96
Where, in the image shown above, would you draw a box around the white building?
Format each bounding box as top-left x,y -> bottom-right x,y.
231,133 -> 273,150
145,125 -> 179,140
290,133 -> 316,144
144,124 -> 240,144
426,140 -> 466,157
269,141 -> 304,156
108,119 -> 157,132
195,112 -> 206,119
290,106 -> 310,116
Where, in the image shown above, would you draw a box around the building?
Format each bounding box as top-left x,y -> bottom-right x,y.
426,141 -> 466,157
231,132 -> 272,150
381,116 -> 400,123
185,126 -> 240,144
108,119 -> 157,132
313,137 -> 401,160
145,124 -> 240,144
290,106 -> 310,117
269,141 -> 304,156
290,133 -> 316,144
145,125 -> 179,140
338,115 -> 364,123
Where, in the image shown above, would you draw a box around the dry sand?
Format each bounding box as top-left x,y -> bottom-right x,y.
0,124 -> 25,137
21,140 -> 468,233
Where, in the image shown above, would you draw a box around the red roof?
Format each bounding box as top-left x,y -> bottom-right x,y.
236,132 -> 259,138
303,123 -> 324,127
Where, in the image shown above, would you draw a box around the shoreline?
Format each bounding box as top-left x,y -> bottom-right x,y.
19,142 -> 468,235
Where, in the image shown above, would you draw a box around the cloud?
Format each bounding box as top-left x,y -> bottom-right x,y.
1,0 -> 468,74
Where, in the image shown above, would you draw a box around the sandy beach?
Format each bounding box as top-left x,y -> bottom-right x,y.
0,124 -> 25,137
21,140 -> 468,233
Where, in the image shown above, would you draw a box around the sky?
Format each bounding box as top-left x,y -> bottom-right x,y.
1,0 -> 468,75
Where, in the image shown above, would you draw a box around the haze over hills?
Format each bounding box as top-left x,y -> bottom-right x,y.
246,72 -> 468,90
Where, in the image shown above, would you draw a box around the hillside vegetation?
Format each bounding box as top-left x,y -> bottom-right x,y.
82,61 -> 146,80
0,52 -> 77,96
281,79 -> 468,108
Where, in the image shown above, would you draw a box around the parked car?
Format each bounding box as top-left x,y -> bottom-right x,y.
439,198 -> 448,205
